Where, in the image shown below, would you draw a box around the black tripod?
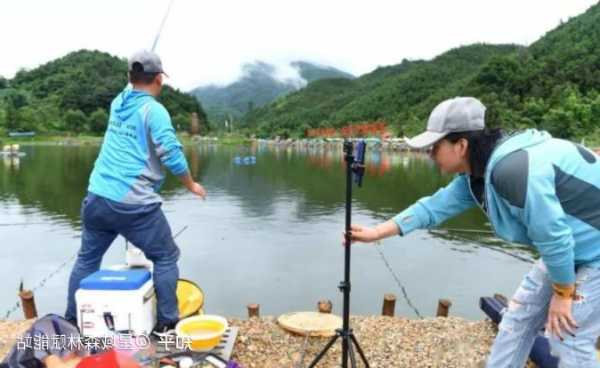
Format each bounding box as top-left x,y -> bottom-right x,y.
308,140 -> 370,368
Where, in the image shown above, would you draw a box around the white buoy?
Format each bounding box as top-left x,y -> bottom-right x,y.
126,244 -> 153,269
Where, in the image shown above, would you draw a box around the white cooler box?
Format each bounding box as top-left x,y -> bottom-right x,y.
76,269 -> 156,337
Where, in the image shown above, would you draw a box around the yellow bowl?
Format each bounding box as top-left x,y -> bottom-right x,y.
175,315 -> 228,351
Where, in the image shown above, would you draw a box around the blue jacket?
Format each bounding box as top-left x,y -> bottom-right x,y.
394,129 -> 600,284
88,87 -> 189,204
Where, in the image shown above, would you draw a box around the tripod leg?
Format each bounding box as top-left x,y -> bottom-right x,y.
348,340 -> 357,368
350,334 -> 370,367
307,334 -> 339,368
342,335 -> 349,368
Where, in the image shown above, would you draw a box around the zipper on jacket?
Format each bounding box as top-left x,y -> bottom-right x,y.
467,176 -> 487,214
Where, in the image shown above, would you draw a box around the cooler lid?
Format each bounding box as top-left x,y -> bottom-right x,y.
79,269 -> 151,290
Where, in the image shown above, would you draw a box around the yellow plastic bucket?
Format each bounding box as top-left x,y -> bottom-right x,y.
175,315 -> 228,351
177,279 -> 204,318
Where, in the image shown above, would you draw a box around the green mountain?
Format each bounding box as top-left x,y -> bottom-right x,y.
461,2 -> 600,139
244,3 -> 600,141
290,61 -> 355,83
244,44 -> 519,137
190,60 -> 354,125
0,50 -> 207,135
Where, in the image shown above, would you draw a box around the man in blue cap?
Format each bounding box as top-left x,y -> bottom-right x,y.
64,50 -> 206,333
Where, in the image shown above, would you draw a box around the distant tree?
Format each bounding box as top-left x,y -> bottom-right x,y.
190,112 -> 200,135
172,113 -> 189,132
17,106 -> 41,132
89,108 -> 109,134
543,107 -> 576,139
0,102 -> 6,129
64,109 -> 88,134
5,89 -> 28,109
3,90 -> 29,131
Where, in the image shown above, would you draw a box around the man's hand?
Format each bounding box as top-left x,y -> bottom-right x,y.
178,173 -> 206,199
545,293 -> 577,340
189,182 -> 207,199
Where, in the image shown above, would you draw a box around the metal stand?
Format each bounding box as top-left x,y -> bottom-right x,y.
308,140 -> 370,368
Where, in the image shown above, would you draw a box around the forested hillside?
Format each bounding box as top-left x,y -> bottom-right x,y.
0,50 -> 206,135
245,3 -> 600,141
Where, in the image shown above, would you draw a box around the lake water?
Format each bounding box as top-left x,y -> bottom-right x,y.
0,142 -> 534,320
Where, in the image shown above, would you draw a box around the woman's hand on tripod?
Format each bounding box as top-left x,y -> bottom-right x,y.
346,221 -> 401,245
347,224 -> 380,244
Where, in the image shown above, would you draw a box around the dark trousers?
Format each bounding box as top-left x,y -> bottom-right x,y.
65,193 -> 180,324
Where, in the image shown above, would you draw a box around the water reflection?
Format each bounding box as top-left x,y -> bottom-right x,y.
0,143 -> 491,236
2,156 -> 20,171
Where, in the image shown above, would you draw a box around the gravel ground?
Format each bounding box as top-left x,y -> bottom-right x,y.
230,316 -> 515,368
0,316 -> 536,367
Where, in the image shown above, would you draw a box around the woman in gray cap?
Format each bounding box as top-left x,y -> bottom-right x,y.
351,96 -> 600,367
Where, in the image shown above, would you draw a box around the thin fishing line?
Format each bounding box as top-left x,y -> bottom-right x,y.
374,243 -> 423,319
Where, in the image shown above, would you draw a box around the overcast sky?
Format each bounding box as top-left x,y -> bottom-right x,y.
1,0 -> 597,91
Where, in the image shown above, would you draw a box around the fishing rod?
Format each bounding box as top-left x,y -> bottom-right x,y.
151,0 -> 176,52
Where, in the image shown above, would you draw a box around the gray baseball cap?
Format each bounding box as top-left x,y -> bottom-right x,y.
406,97 -> 486,149
128,50 -> 168,76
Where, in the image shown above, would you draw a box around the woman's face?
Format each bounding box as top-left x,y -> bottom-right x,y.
429,138 -> 470,174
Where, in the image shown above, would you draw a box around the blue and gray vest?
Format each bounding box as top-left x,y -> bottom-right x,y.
88,87 -> 189,205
